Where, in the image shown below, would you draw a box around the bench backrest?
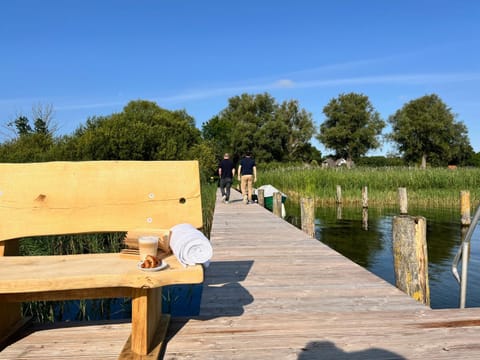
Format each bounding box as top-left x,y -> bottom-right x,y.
0,161 -> 202,241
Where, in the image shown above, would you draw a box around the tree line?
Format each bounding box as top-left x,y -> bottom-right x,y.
1,92 -> 478,176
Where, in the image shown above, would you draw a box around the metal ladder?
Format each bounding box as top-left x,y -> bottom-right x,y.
452,204 -> 480,308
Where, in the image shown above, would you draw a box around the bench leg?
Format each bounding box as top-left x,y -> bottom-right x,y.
119,287 -> 170,359
0,303 -> 27,348
0,240 -> 28,349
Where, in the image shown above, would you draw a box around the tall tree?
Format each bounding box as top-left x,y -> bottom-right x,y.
388,94 -> 472,168
31,103 -> 56,134
201,93 -> 317,164
317,93 -> 385,162
201,115 -> 234,160
1,104 -> 57,162
7,103 -> 56,137
277,100 -> 316,162
66,100 -> 202,161
11,116 -> 32,136
34,118 -> 48,135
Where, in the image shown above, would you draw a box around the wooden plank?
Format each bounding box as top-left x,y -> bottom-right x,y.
0,321 -> 132,359
0,161 -> 202,241
0,254 -> 203,296
159,189 -> 480,359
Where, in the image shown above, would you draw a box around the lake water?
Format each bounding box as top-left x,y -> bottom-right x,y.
54,284 -> 202,321
285,203 -> 480,309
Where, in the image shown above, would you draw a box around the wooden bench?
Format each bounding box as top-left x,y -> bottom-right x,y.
0,161 -> 204,358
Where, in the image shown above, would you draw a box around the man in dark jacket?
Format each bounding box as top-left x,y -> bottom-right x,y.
218,153 -> 235,203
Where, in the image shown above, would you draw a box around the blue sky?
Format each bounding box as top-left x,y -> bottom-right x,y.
1,1 -> 479,156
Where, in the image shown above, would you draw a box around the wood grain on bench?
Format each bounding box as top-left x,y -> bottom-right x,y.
0,160 -> 204,358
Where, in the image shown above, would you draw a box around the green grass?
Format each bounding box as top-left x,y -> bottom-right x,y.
201,181 -> 218,238
259,166 -> 480,208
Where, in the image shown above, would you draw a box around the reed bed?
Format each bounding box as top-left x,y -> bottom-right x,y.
259,166 -> 480,208
201,181 -> 218,238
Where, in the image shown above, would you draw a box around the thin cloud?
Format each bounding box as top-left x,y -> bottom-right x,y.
56,101 -> 125,111
283,57 -> 395,78
3,72 -> 480,113
153,83 -> 265,104
272,72 -> 480,89
158,72 -> 480,105
273,79 -> 295,88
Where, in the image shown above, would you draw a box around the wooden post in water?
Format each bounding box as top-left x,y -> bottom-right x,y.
336,185 -> 342,204
272,192 -> 283,218
257,188 -> 265,208
392,215 -> 430,305
361,183 -> 368,229
459,190 -> 471,308
398,187 -> 408,215
362,186 -> 368,208
460,190 -> 471,226
362,208 -> 368,230
392,189 -> 430,305
336,205 -> 343,220
301,197 -> 315,237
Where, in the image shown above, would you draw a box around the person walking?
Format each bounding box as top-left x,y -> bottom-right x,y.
218,153 -> 235,203
238,151 -> 256,204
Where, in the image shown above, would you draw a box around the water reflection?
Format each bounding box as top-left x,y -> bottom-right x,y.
286,203 -> 480,309
362,208 -> 368,230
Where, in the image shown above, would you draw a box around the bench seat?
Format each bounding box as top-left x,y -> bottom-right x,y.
0,253 -> 203,301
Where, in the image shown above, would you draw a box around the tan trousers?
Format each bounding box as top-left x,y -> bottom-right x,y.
240,175 -> 254,203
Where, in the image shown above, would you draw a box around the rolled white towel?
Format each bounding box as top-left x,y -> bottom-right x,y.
170,223 -> 213,266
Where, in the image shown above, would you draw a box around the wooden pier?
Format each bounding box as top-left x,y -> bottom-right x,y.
164,190 -> 480,359
3,189 -> 480,359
